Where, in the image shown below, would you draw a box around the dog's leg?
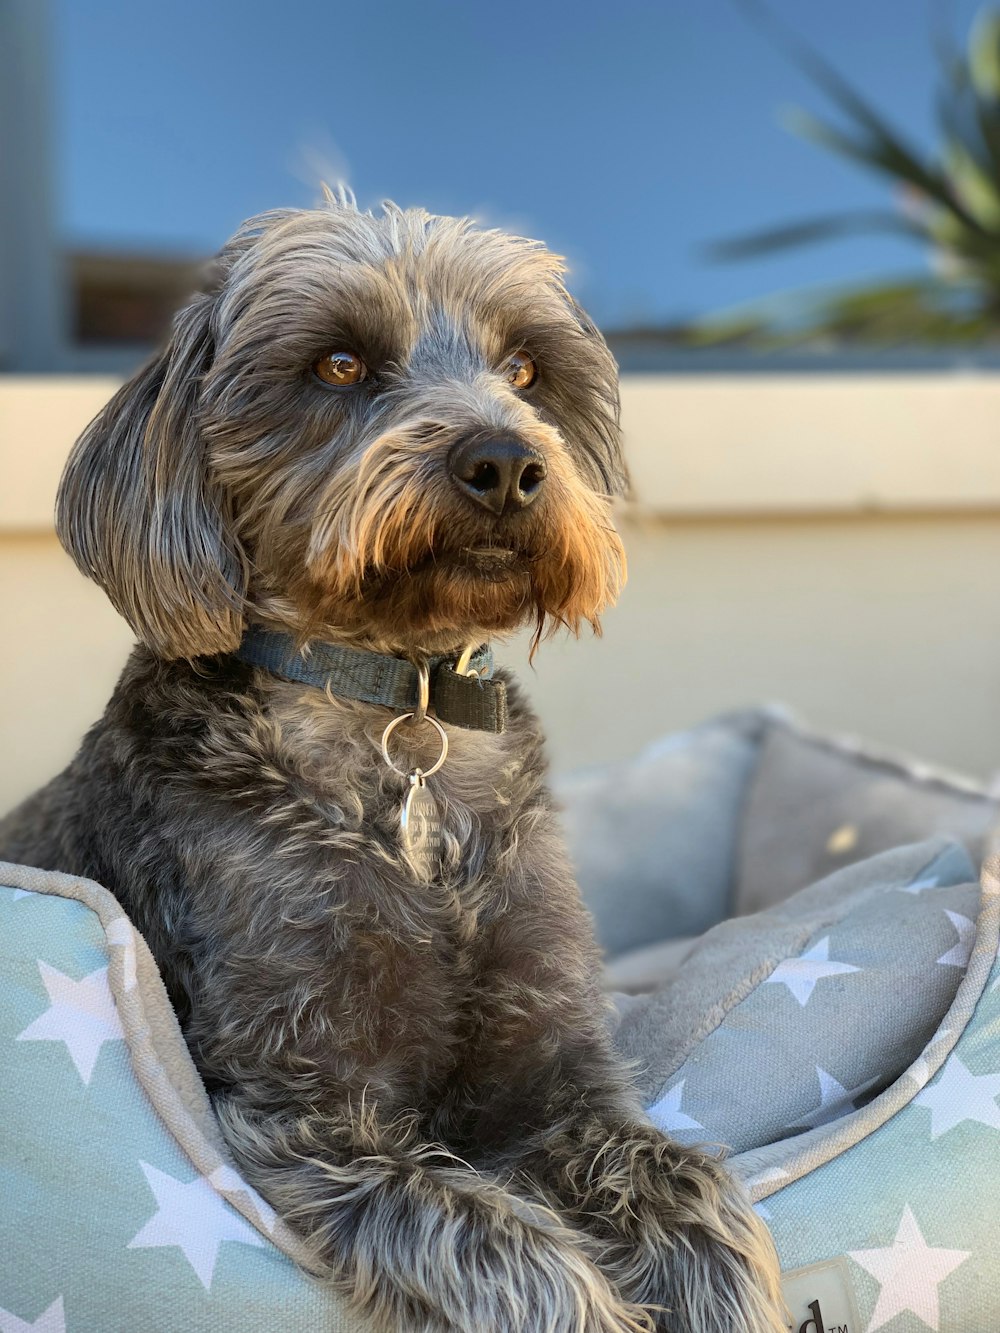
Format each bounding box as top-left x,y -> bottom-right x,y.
214,1094 -> 653,1333
445,823 -> 787,1333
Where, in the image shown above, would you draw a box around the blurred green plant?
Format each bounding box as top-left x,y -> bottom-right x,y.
696,4 -> 1000,348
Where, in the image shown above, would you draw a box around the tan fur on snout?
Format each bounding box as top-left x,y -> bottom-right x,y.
512,420 -> 627,644
301,390 -> 626,651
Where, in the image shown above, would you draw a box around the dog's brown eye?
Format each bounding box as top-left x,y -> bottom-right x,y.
504,351 -> 537,390
314,351 -> 367,386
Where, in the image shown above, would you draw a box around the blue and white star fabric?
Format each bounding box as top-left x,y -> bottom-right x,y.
4,822 -> 1000,1331
608,833 -> 1000,1331
0,864 -> 350,1332
621,839 -> 981,1154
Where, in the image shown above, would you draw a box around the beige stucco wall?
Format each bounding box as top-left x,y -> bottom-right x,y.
3,373 -> 1000,816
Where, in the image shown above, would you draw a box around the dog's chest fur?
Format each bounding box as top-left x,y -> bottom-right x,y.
266,677 -> 525,839
195,669 -> 552,1104
127,654 -> 552,1100
0,649 -> 559,1111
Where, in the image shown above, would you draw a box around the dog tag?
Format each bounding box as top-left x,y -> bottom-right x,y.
401,768 -> 442,883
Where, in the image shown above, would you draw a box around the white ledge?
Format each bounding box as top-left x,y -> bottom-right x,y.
3,372 -> 1000,532
621,374 -> 1000,516
0,377 -> 119,531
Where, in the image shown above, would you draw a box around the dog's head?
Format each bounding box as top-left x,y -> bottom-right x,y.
58,195 -> 627,659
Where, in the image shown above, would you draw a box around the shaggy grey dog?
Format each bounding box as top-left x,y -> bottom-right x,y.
0,194 -> 785,1333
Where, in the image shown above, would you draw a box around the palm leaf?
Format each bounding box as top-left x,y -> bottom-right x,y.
692,1 -> 1000,345
734,0 -> 991,235
705,211 -> 926,261
690,276 -> 996,348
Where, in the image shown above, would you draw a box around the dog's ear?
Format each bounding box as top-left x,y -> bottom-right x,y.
57,293 -> 248,660
563,292 -> 629,499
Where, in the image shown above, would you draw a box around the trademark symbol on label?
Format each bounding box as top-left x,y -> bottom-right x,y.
781,1257 -> 860,1333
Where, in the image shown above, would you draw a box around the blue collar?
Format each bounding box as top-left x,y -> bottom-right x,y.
233,629 -> 507,733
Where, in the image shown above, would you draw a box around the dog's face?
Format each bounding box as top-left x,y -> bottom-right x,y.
59,198 -> 627,658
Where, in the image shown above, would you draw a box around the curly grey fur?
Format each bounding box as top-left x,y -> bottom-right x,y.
1,197 -> 786,1331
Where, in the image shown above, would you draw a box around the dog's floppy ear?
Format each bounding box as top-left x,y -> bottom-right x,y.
563,291 -> 629,499
57,293 -> 248,660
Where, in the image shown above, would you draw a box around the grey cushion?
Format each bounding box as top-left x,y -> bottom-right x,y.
612,837 -> 979,1156
557,711 -> 763,959
603,936 -> 699,994
736,721 -> 997,917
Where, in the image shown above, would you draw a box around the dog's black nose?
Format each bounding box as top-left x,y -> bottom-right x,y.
448,437 -> 547,516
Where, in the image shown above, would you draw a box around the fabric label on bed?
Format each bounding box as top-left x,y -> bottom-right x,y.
781,1258 -> 860,1333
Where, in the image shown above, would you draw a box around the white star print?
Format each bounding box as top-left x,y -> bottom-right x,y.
897,874 -> 941,895
763,937 -> 860,1007
914,1052 -> 1000,1139
849,1205 -> 968,1331
16,962 -> 123,1083
908,1023 -> 958,1086
0,1297 -> 65,1333
937,911 -> 975,968
128,1161 -> 266,1288
647,1079 -> 705,1136
790,1066 -> 881,1131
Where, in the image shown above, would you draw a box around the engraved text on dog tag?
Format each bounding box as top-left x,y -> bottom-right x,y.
401,768 -> 442,883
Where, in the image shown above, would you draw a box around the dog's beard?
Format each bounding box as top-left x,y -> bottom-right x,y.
286,463 -> 624,653
355,556 -> 539,639
294,525 -> 624,650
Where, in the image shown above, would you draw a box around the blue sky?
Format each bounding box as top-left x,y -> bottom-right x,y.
54,0 -> 986,328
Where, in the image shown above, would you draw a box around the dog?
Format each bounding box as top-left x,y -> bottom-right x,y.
0,192 -> 785,1332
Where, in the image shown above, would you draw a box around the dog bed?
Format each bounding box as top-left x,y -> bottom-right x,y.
613,834 -> 999,1330
3,710 -> 1000,1331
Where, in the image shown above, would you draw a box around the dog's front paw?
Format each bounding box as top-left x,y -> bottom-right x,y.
438,1204 -> 655,1333
651,1155 -> 787,1333
574,1129 -> 788,1333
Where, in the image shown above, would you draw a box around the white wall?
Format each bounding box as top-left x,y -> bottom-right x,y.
505,510 -> 1000,780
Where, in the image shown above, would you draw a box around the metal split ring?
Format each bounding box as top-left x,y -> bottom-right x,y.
380,711 -> 449,778
413,659 -> 430,724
